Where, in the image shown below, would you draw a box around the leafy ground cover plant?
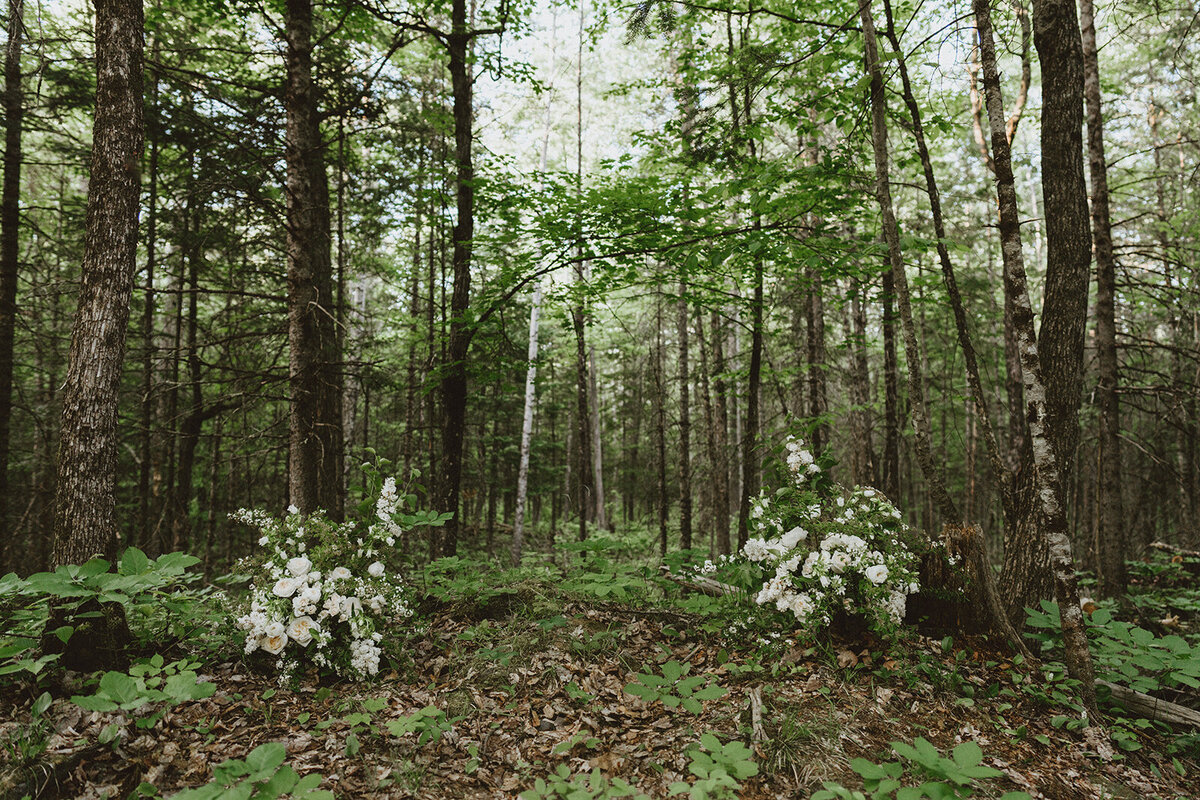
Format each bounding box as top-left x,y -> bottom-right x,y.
231,474 -> 448,679
623,660 -> 727,714
71,654 -> 216,729
0,549 -> 209,684
812,738 -> 1031,800
171,742 -> 332,799
669,733 -> 757,799
520,765 -> 650,800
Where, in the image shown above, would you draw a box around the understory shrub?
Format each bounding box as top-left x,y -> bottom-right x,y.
231,474 -> 449,679
697,437 -> 922,640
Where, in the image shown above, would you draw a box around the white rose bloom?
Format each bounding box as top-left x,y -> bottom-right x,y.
330,566 -> 352,581
865,564 -> 889,585
780,526 -> 807,549
367,561 -> 385,578
261,631 -> 288,654
287,616 -> 318,647
743,538 -> 771,562
272,577 -> 299,598
287,556 -> 312,577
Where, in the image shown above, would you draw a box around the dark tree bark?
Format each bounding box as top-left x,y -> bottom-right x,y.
654,284 -> 668,554
572,288 -> 593,541
285,0 -> 344,520
709,310 -> 731,554
881,256 -> 900,502
736,257 -> 763,549
973,0 -> 1099,719
1000,0 -> 1095,614
1080,0 -> 1125,597
435,0 -> 476,556
677,285 -> 692,550
860,0 -> 957,523
805,267 -> 828,455
0,0 -> 23,559
52,0 -> 144,565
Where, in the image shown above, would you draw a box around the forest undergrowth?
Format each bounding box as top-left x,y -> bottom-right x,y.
2,531 -> 1199,800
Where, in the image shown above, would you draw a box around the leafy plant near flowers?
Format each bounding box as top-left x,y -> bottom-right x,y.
811,738 -> 1031,800
232,474 -> 449,679
712,437 -> 922,640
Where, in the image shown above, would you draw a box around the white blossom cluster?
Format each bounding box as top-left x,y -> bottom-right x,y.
231,478 -> 417,680
740,438 -> 920,638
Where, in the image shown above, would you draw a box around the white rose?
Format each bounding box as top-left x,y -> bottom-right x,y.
261,631 -> 288,654
287,616 -> 318,647
865,565 -> 889,585
330,566 -> 352,581
287,556 -> 312,577
272,577 -> 299,598
367,561 -> 385,578
780,526 -> 807,549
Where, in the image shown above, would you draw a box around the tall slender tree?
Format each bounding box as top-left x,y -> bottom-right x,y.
284,0 -> 344,519
0,0 -> 23,554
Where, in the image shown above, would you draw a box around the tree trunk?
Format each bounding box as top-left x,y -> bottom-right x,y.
860,0 -> 957,523
511,282 -> 542,563
711,310 -> 731,553
736,258 -> 763,550
285,0 -> 344,519
678,285 -> 692,550
973,0 -> 1099,720
49,0 -> 143,671
805,267 -> 828,455
0,0 -> 23,560
1079,0 -> 1125,597
435,0 -> 475,556
881,253 -> 900,503
654,284 -> 668,553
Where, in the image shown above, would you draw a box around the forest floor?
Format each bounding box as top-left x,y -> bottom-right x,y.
3,594 -> 1197,800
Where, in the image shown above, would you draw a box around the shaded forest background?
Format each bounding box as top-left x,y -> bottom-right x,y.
0,0 -> 1196,602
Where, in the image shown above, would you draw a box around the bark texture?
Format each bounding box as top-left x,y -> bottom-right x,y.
0,0 -> 23,554
511,282 -> 542,563
285,0 -> 344,520
860,0 -> 957,523
1080,0 -> 1125,597
52,0 -> 144,567
435,0 -> 475,555
973,0 -> 1099,719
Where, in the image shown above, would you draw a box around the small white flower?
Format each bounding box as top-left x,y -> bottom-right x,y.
272,577 -> 299,598
287,504 -> 300,515
258,536 -> 269,546
368,561 -> 385,578
330,566 -> 352,581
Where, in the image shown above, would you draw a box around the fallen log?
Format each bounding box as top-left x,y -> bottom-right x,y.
1148,541 -> 1200,559
658,566 -> 740,597
1098,680 -> 1200,729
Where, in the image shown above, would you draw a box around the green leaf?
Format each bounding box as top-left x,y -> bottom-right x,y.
951,740 -> 983,767
243,741 -> 287,777
32,691 -> 52,718
120,547 -> 151,576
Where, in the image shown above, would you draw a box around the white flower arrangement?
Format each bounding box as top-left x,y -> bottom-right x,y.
231,475 -> 445,680
740,437 -> 921,638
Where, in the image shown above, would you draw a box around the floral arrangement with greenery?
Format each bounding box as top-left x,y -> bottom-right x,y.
737,437 -> 921,638
232,474 -> 448,679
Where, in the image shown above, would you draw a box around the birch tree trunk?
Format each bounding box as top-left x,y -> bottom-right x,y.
973,0 -> 1099,719
511,282 -> 542,563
